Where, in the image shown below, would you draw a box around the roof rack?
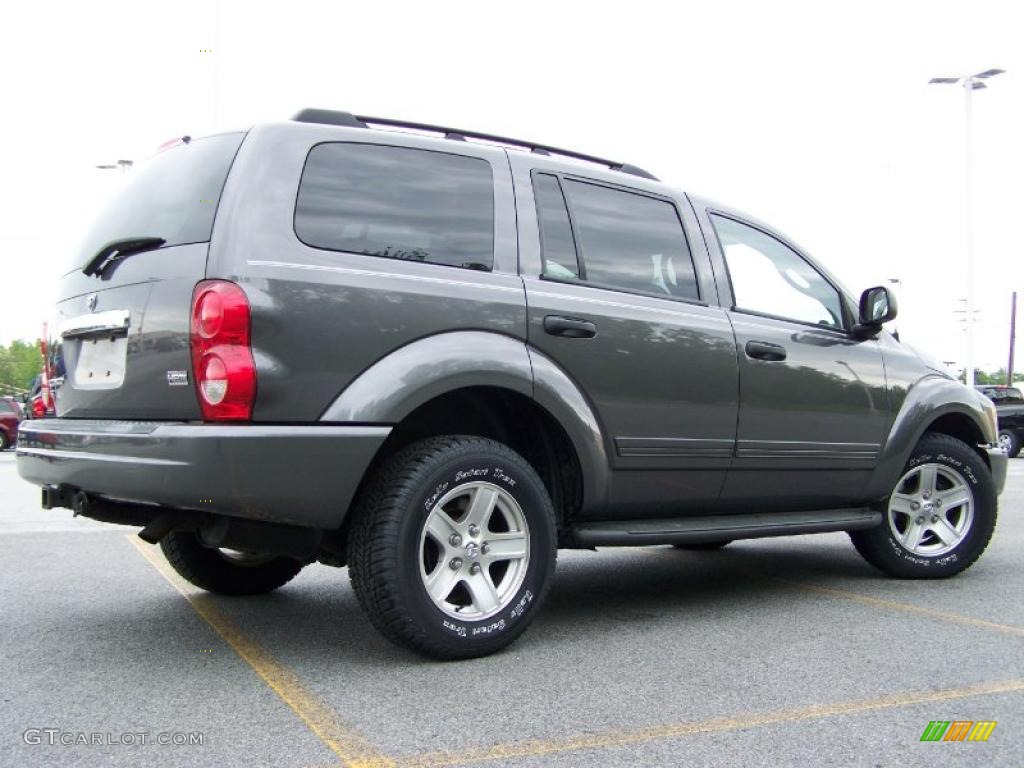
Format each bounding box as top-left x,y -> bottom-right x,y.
290,108 -> 658,181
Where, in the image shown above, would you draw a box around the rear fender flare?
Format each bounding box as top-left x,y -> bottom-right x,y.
319,332 -> 609,511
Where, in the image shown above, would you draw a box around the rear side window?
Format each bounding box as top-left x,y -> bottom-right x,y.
561,180 -> 699,300
295,143 -> 495,270
533,174 -> 579,279
70,133 -> 244,274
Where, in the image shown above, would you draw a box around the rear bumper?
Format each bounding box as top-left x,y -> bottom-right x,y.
16,419 -> 390,528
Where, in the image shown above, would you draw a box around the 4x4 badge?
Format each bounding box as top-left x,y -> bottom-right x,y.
166,370 -> 189,386
86,293 -> 98,311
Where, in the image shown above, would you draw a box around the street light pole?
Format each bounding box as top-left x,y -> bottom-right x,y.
929,68 -> 1005,388
963,78 -> 975,388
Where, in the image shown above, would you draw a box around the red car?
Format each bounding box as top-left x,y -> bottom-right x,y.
0,396 -> 24,450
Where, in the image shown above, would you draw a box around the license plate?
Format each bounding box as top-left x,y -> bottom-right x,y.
73,336 -> 128,390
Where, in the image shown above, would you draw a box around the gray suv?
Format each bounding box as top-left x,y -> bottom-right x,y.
17,109 -> 1007,659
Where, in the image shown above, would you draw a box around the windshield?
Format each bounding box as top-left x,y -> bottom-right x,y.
68,132 -> 244,274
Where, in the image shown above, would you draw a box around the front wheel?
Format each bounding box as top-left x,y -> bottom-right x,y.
347,436 -> 557,660
850,433 -> 997,579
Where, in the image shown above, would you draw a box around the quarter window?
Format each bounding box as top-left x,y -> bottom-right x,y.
711,214 -> 844,329
295,143 -> 495,270
533,174 -> 579,280
562,180 -> 699,300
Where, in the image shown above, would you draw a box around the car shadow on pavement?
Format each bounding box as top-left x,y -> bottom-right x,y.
143,538 -> 886,665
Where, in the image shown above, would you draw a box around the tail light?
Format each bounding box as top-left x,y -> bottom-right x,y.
190,281 -> 256,421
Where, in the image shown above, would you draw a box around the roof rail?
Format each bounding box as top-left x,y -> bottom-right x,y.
290,108 -> 659,181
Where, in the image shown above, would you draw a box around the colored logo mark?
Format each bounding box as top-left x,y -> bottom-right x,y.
920,720 -> 996,742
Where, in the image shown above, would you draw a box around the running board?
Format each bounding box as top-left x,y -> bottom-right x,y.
572,508 -> 881,547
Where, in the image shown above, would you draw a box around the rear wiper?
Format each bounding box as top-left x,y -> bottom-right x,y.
82,236 -> 166,277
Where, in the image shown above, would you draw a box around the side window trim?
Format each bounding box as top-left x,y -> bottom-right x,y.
708,209 -> 851,332
534,170 -> 704,305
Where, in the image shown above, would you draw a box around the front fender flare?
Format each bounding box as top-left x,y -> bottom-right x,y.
865,375 -> 995,500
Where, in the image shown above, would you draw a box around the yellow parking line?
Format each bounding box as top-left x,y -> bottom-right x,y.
769,577 -> 1024,638
395,678 -> 1024,767
126,535 -> 393,768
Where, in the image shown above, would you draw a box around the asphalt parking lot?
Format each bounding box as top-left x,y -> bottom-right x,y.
1,449 -> 1021,767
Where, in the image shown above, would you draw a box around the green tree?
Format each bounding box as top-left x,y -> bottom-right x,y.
0,339 -> 43,394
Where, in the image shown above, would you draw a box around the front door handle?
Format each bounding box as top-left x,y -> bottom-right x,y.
544,315 -> 597,339
745,340 -> 787,361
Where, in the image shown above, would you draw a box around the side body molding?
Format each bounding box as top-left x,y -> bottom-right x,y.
320,331 -> 610,514
864,375 -> 996,501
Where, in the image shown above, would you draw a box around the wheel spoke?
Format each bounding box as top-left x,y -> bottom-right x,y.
929,516 -> 962,547
465,571 -> 500,614
917,464 -> 938,496
424,564 -> 460,604
484,531 -> 528,562
901,521 -> 923,550
464,486 -> 499,530
425,511 -> 460,546
936,487 -> 971,511
890,493 -> 917,516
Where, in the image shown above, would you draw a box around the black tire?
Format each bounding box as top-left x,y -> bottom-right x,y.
0,431 -> 8,450
849,433 -> 997,579
347,436 -> 557,660
160,531 -> 305,595
672,540 -> 732,550
999,429 -> 1021,459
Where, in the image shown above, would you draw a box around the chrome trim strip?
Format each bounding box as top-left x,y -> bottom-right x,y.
531,290 -> 730,325
16,447 -> 187,466
58,310 -> 130,339
616,436 -> 735,458
247,259 -> 521,293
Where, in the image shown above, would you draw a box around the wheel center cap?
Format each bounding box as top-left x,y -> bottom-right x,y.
464,542 -> 480,560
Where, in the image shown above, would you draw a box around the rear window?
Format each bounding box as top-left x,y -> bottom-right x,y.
294,143 -> 495,270
985,387 -> 1023,403
69,133 -> 244,274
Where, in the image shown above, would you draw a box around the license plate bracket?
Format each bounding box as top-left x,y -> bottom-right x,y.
72,336 -> 128,390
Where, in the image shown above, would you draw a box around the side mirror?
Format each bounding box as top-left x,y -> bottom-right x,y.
855,286 -> 897,336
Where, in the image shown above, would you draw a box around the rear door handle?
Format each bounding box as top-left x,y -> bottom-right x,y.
745,340 -> 787,361
543,315 -> 597,339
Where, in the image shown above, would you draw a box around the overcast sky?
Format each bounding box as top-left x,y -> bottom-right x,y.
2,0 -> 1021,371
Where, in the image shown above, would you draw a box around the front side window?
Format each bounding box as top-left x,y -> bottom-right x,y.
562,180 -> 699,300
295,143 -> 495,270
711,214 -> 844,329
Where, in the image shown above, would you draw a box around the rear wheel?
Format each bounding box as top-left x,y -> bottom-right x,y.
850,433 -> 996,579
160,531 -> 305,595
347,436 -> 556,660
999,429 -> 1021,458
0,431 -> 8,450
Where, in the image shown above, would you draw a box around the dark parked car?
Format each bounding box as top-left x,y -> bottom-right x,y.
976,385 -> 1024,457
17,110 -> 1006,659
0,396 -> 24,449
